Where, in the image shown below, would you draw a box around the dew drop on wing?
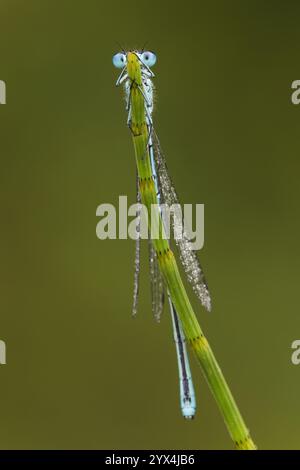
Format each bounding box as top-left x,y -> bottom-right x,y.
148,239 -> 165,322
152,130 -> 211,312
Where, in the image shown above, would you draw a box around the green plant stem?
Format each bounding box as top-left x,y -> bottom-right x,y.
126,52 -> 256,450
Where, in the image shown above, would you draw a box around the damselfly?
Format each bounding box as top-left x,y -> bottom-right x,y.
114,49 -> 208,418
112,49 -> 256,448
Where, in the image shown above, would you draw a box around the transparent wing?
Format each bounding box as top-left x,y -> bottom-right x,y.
148,239 -> 165,322
132,172 -> 141,317
152,130 -> 211,312
133,171 -> 164,320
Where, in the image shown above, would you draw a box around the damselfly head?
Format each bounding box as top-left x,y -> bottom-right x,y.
112,50 -> 157,69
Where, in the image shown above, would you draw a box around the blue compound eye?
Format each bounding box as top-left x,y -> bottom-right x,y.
141,51 -> 157,67
112,53 -> 126,68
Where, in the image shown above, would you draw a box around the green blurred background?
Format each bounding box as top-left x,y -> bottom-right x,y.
0,0 -> 299,450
